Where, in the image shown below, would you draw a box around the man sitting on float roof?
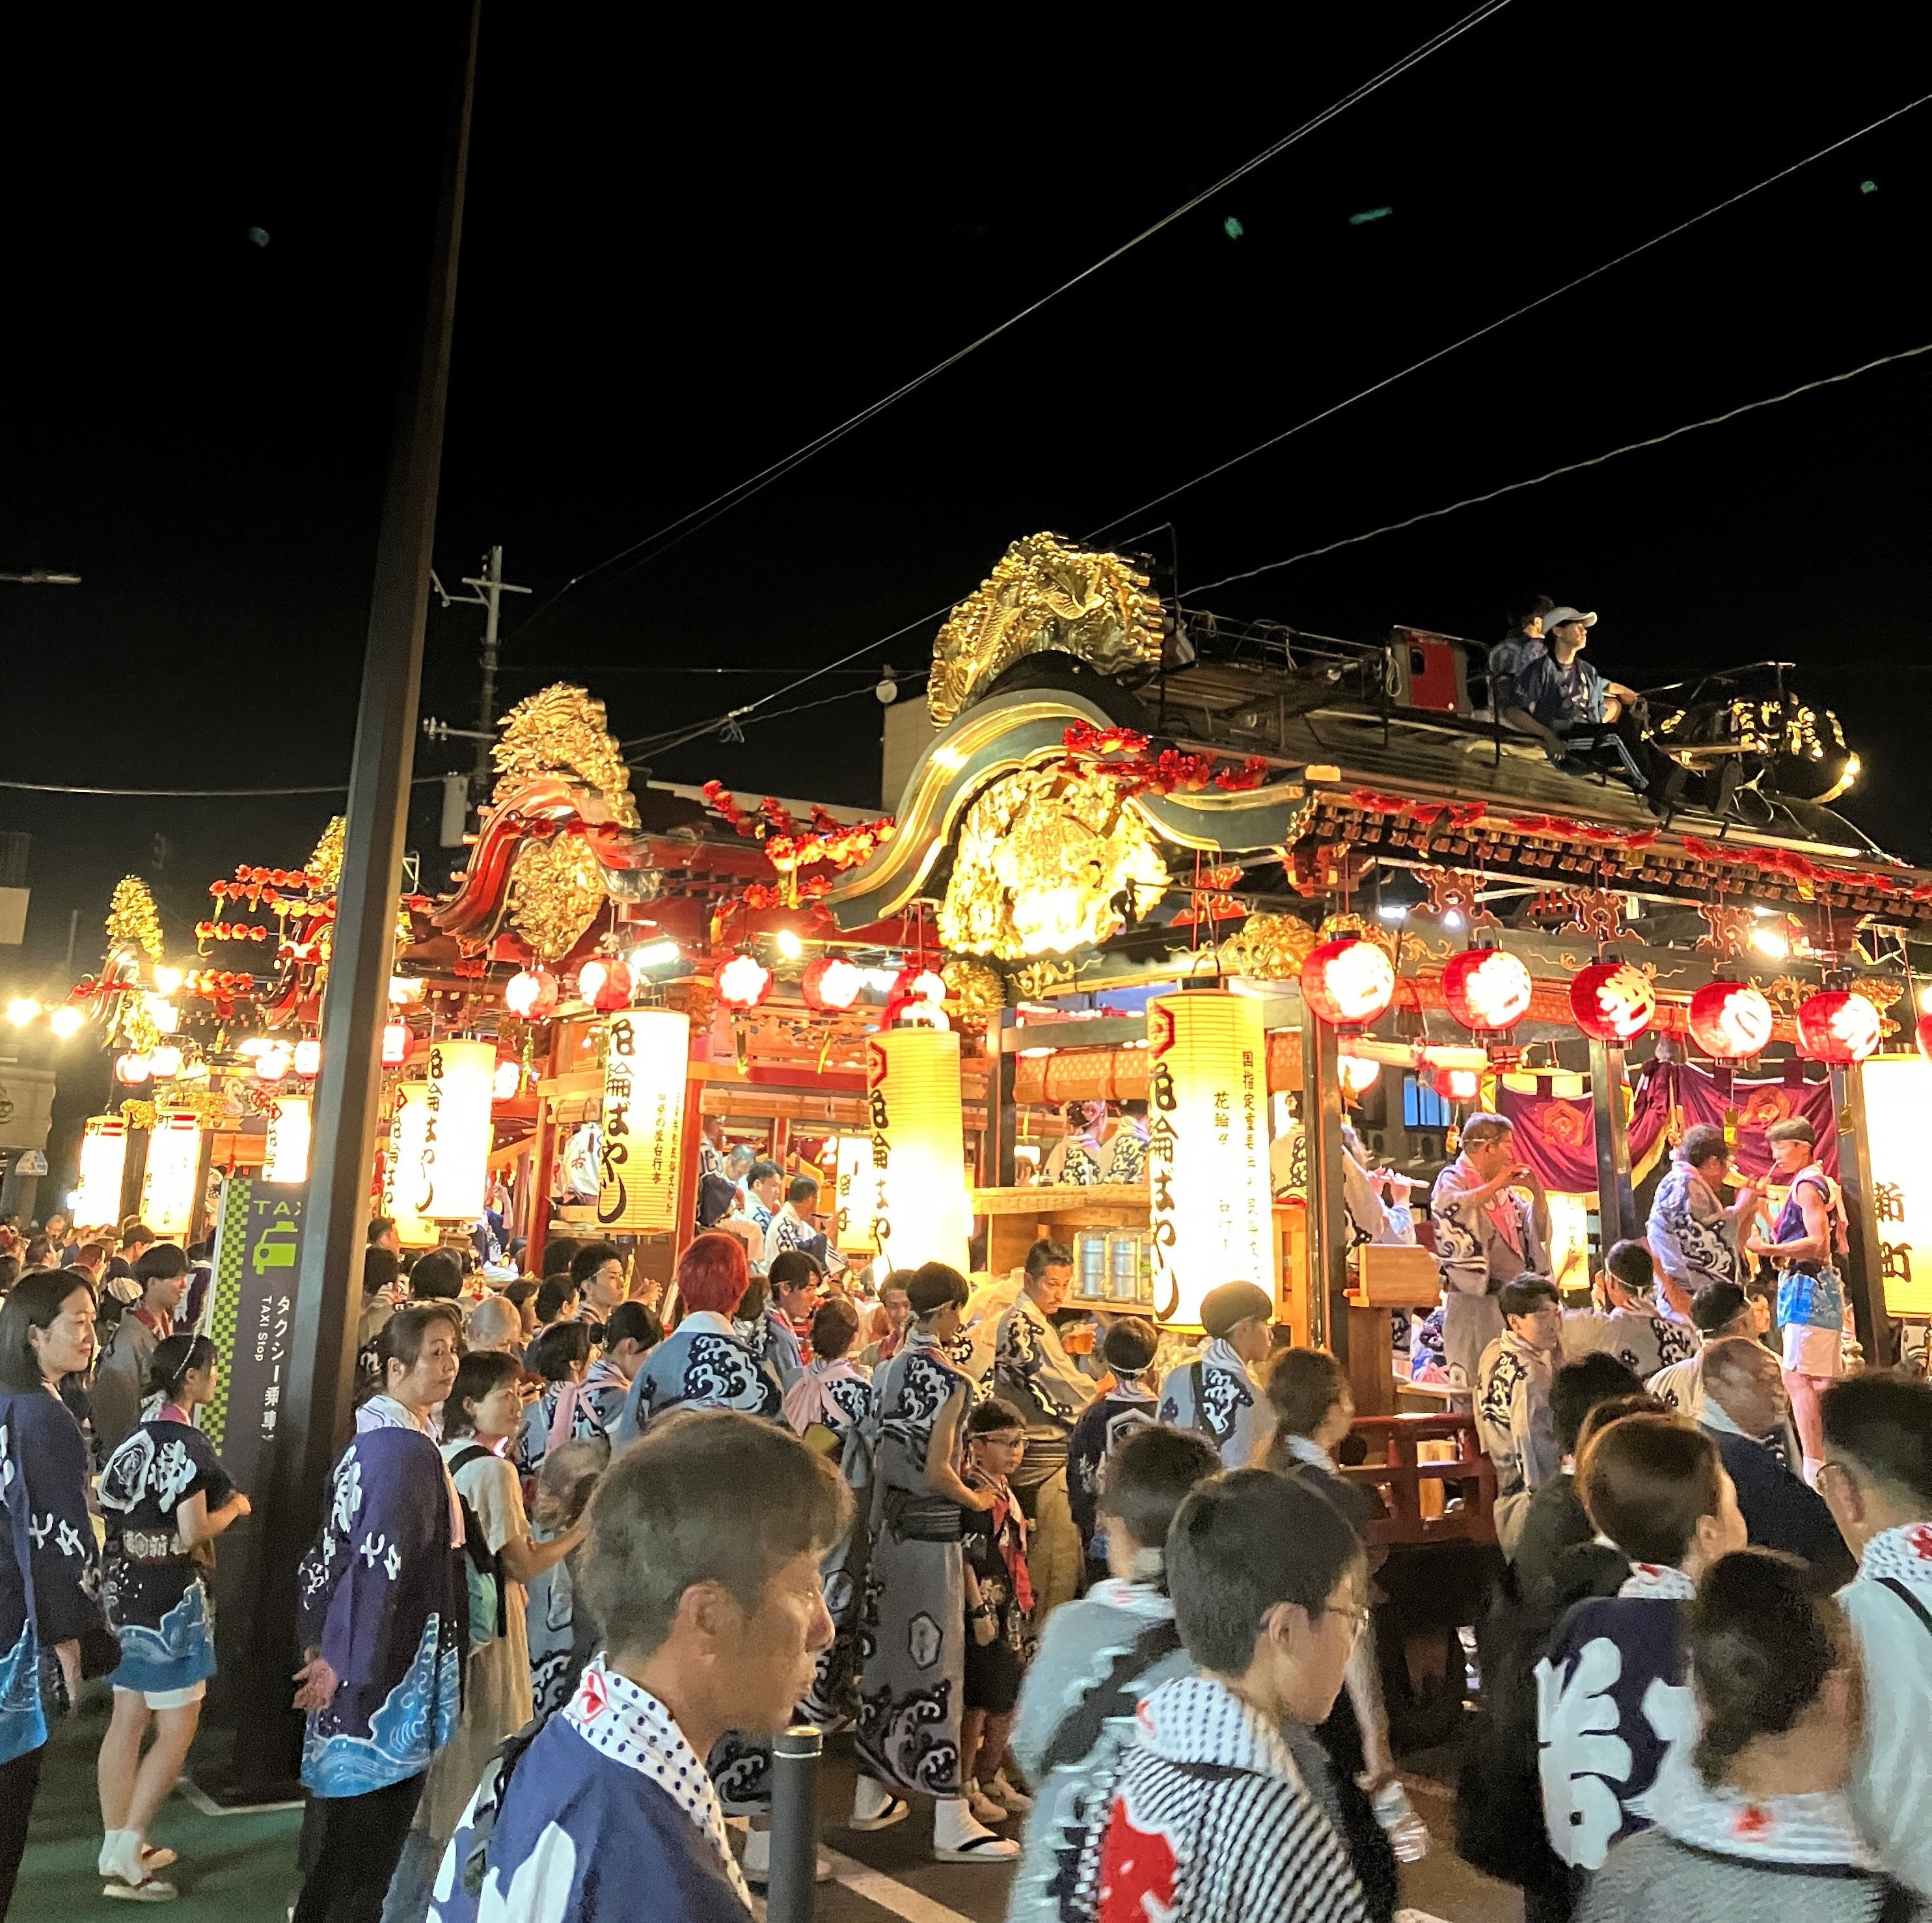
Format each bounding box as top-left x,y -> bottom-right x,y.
1505,605 -> 1651,792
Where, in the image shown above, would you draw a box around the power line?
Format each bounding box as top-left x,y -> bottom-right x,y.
1184,337 -> 1932,596
1087,89 -> 1932,544
621,679 -> 886,762
508,1 -> 1515,644
0,776 -> 448,798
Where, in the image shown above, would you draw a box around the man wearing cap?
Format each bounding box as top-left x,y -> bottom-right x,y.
1156,1280 -> 1274,1471
1506,606 -> 1652,792
1747,1115 -> 1851,1479
994,1238 -> 1096,1616
1430,1112 -> 1550,1389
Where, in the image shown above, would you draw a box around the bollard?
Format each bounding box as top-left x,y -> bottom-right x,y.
768,1723 -> 823,1923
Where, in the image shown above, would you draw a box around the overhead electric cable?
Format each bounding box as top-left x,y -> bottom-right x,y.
1087,89 -> 1932,543
0,776 -> 447,798
1183,337 -> 1932,595
510,0 -> 1514,642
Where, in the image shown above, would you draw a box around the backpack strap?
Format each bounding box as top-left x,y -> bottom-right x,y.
1877,1576 -> 1932,1638
448,1443 -> 496,1476
1190,1361 -> 1206,1432
1037,1618 -> 1184,1778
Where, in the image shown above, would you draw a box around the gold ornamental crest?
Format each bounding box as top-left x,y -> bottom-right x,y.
927,534 -> 1164,726
493,683 -> 639,828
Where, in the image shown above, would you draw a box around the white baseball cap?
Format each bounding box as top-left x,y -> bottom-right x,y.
1543,607 -> 1597,630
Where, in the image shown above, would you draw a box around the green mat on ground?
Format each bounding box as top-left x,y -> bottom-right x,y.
17,1698 -> 303,1921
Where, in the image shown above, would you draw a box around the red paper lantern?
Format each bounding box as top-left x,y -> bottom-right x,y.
1443,945 -> 1533,1033
1916,1013 -> 1932,1066
1299,937 -> 1396,1028
1569,960 -> 1656,1042
802,956 -> 864,1011
1687,980 -> 1774,1060
715,950 -> 774,1010
576,956 -> 633,1013
504,967 -> 559,1021
1795,989 -> 1881,1064
381,1020 -> 411,1065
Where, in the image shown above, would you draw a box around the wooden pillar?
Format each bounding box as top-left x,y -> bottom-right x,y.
1301,1001 -> 1347,1357
986,1012 -> 1018,1189
1588,1037 -> 1637,1247
672,1075 -> 706,1258
1833,1063 -> 1894,1366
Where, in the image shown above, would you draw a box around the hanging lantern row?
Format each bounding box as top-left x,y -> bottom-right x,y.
576,955 -> 633,1013
802,955 -> 865,1011
1441,942 -> 1533,1037
1687,981 -> 1774,1060
1570,960 -> 1657,1042
715,949 -> 774,1010
504,967 -> 560,1020
1794,988 -> 1882,1065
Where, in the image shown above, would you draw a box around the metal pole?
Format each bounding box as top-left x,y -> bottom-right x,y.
1301,1001 -> 1346,1357
227,0 -> 480,1796
472,543 -> 502,797
1588,1037 -> 1637,1247
768,1724 -> 823,1923
1834,1062 -> 1893,1366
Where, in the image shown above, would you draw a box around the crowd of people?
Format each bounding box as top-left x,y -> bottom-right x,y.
5,1082 -> 1931,1923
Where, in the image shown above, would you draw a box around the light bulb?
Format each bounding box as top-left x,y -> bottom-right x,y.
49,1004 -> 84,1039
776,929 -> 804,961
5,998 -> 40,1027
152,965 -> 184,996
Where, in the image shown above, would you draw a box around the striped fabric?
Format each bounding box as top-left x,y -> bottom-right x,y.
1080,1674 -> 1368,1923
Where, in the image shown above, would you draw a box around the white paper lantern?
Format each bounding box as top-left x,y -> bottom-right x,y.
865,1028 -> 970,1275
141,1110 -> 205,1238
264,1095 -> 312,1185
595,1009 -> 690,1233
75,1115 -> 129,1225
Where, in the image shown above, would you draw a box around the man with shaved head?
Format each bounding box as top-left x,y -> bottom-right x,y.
1698,1336 -> 1851,1581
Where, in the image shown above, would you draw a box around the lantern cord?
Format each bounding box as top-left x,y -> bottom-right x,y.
1185,336 -> 1932,595
505,0 -> 1516,646
1087,87 -> 1932,545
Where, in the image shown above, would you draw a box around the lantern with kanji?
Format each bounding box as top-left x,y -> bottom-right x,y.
1443,943 -> 1533,1035
595,1008 -> 690,1233
866,1027 -> 972,1274
504,966 -> 559,1021
75,1116 -> 129,1223
576,956 -> 633,1013
1687,980 -> 1774,1061
714,950 -> 773,1011
1795,989 -> 1882,1065
1569,959 -> 1656,1042
801,956 -> 864,1011
1299,936 -> 1396,1029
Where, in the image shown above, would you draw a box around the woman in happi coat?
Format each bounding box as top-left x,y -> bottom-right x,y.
610,1234 -> 783,1449
0,1270 -> 109,1913
852,1262 -> 1019,1864
96,1334 -> 251,1899
290,1306 -> 467,1923
782,1296 -> 875,1730
513,1319 -> 601,1493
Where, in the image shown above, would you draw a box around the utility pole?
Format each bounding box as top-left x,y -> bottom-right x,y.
432,545 -> 529,798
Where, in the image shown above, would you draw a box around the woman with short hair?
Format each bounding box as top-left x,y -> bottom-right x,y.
96,1333 -> 251,1898
0,1270 -> 108,1913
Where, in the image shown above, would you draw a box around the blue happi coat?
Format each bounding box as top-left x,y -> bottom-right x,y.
611,1313 -> 782,1450
296,1422 -> 465,1797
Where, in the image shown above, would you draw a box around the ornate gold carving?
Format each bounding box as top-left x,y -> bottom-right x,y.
928,534 -> 1163,725
507,834 -> 605,963
107,876 -> 165,961
1694,903 -> 1755,958
1217,912 -> 1318,981
1011,957 -> 1078,1001
307,817 -> 346,893
941,955 -> 1006,1024
939,766 -> 1169,961
493,684 -> 638,828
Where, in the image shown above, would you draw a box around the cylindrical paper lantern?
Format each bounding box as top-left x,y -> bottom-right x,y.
381,1080 -> 441,1248
865,1028 -> 970,1274
1570,960 -> 1656,1041
1687,980 -> 1774,1061
1300,936 -> 1396,1028
421,1039 -> 495,1221
75,1115 -> 129,1225
1145,988 -> 1275,1331
1443,945 -> 1534,1033
834,1131 -> 878,1252
264,1095 -> 312,1185
141,1110 -> 204,1237
595,1008 -> 690,1233
1795,989 -> 1881,1065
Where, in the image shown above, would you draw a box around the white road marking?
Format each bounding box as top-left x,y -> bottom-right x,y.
820,1847 -> 983,1923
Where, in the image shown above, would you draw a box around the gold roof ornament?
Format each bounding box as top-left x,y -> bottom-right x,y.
506,833 -> 606,964
939,765 -> 1169,961
106,876 -> 166,962
1217,912 -> 1318,981
940,955 -> 1006,1025
493,684 -> 639,828
928,534 -> 1164,726
307,816 -> 346,893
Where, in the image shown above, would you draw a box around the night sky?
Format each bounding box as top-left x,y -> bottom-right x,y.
5,7 -> 1929,1020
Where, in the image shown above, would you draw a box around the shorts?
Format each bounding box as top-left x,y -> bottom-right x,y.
114,1680 -> 206,1711
963,1635 -> 1020,1715
1781,1323 -> 1843,1380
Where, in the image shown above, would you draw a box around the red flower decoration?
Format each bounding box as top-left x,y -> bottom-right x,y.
1907,1524 -> 1932,1561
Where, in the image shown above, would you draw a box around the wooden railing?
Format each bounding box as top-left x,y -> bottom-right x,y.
1340,1412 -> 1497,1548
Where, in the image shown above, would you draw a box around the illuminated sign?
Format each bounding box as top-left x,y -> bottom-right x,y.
866,1028 -> 970,1274
141,1110 -> 204,1238
595,1009 -> 688,1233
1862,1056 -> 1932,1316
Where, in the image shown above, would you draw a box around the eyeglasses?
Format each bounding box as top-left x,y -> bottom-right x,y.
1322,1602 -> 1371,1643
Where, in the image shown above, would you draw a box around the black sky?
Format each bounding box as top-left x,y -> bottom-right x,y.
4,2 -> 1930,1011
